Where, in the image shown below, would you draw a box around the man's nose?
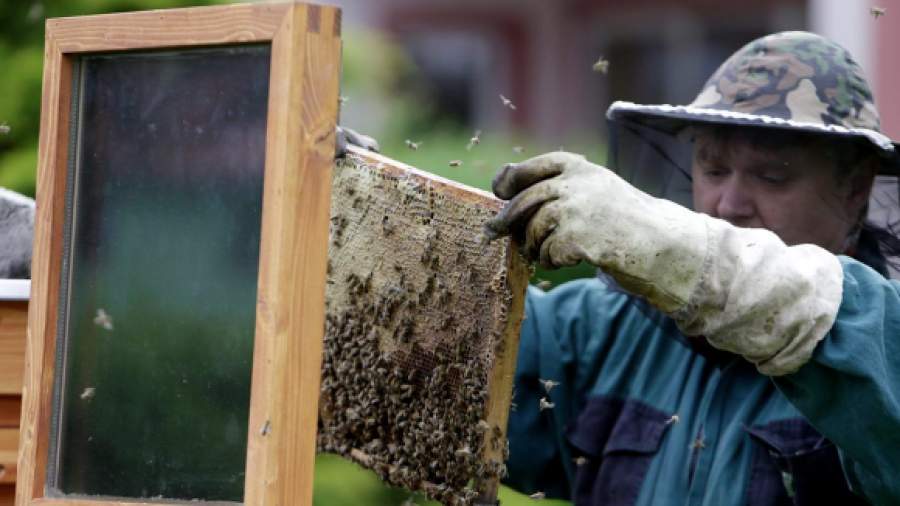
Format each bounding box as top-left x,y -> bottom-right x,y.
715,178 -> 755,225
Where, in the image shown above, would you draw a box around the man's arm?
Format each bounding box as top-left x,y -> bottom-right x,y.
773,258 -> 900,503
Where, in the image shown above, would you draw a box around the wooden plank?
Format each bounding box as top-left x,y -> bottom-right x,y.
317,147 -> 528,504
242,4 -> 341,506
0,397 -> 21,429
47,3 -> 290,53
0,303 -> 27,395
17,20 -> 73,504
0,428 -> 17,485
0,485 -> 13,506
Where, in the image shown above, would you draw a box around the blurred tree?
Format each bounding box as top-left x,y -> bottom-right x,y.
0,0 -> 223,197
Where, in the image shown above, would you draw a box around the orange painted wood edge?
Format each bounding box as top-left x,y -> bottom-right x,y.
17,3 -> 341,506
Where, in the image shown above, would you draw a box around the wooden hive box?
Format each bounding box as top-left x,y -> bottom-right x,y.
0,280 -> 29,505
318,146 -> 529,505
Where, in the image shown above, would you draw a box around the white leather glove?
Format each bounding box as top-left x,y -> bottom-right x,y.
485,152 -> 843,375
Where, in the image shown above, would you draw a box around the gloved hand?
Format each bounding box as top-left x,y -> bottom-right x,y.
485,151 -> 844,375
335,125 -> 379,158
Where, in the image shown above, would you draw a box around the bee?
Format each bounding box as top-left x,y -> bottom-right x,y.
80,387 -> 96,400
93,308 -> 114,331
467,130 -> 482,150
538,378 -> 560,393
454,445 -> 472,458
499,94 -> 517,110
512,146 -> 525,154
476,420 -> 491,432
405,139 -> 421,150
260,420 -> 272,436
666,414 -> 680,425
339,95 -> 350,105
535,279 -> 552,291
871,6 -> 886,18
528,491 -> 545,500
573,456 -> 588,466
0,123 -> 9,135
592,57 -> 610,74
539,397 -> 555,411
448,160 -> 463,167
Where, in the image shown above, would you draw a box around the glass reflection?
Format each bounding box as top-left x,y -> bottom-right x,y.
52,45 -> 270,502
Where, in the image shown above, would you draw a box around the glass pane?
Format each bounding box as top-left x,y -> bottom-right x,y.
52,44 -> 271,502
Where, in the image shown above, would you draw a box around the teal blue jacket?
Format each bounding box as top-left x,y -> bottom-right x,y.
504,257 -> 899,505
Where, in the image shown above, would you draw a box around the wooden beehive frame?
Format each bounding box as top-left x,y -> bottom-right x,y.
17,3 -> 341,505
319,147 -> 529,504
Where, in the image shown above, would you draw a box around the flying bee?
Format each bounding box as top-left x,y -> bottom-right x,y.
539,378 -> 560,393
0,123 -> 9,135
529,491 -> 545,500
592,57 -> 610,74
467,130 -> 482,150
448,160 -> 463,167
499,94 -> 517,110
666,414 -> 680,425
405,139 -> 421,150
339,95 -> 349,105
512,146 -> 525,154
573,456 -> 588,466
539,397 -> 555,411
535,279 -> 553,291
871,6 -> 886,18
93,308 -> 114,331
80,387 -> 96,400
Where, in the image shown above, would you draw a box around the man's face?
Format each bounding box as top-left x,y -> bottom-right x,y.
691,131 -> 871,253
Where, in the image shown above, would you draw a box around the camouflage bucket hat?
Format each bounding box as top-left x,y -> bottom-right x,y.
607,31 -> 900,175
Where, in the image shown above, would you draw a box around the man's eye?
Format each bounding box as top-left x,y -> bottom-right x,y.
758,172 -> 789,184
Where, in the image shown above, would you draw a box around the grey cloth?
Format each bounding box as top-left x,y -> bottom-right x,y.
0,187 -> 35,279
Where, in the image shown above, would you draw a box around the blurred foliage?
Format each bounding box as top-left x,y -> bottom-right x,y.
0,0 -> 223,197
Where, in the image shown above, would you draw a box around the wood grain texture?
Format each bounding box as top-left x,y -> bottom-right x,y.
47,3 -> 290,54
0,303 -> 27,396
242,4 -> 341,506
17,19 -> 73,504
318,147 -> 527,504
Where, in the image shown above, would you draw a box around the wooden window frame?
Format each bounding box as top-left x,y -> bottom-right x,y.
17,3 -> 341,505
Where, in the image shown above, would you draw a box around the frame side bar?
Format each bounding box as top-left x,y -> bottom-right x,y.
17,32 -> 74,505
243,4 -> 341,505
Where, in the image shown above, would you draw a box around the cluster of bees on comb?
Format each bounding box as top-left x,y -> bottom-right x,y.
318,156 -> 521,504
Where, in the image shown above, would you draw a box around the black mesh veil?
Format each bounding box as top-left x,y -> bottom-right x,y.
606,115 -> 694,209
605,115 -> 900,279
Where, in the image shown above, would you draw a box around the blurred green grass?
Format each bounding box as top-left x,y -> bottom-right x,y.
315,453 -> 571,506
